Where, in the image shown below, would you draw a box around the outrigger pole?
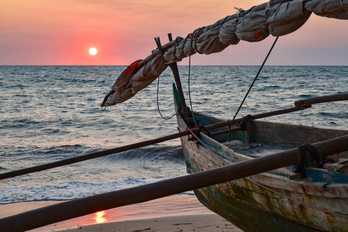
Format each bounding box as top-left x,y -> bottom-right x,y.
0,94 -> 347,180
1,134 -> 348,232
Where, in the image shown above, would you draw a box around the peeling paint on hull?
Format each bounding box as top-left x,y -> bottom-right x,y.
177,113 -> 348,232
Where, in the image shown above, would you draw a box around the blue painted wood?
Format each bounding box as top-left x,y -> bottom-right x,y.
306,168 -> 348,184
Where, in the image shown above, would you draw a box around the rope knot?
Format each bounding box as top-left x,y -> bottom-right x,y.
241,114 -> 255,131
186,124 -> 211,141
295,144 -> 322,178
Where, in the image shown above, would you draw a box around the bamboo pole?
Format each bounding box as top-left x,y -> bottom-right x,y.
0,93 -> 346,180
0,130 -> 189,180
295,93 -> 348,108
0,105 -> 308,180
1,135 -> 347,232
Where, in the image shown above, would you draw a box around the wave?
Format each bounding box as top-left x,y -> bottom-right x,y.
0,145 -> 186,204
109,145 -> 183,161
319,111 -> 348,119
0,177 -> 192,204
1,65 -> 347,205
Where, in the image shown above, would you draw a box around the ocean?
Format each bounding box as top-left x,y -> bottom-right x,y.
0,65 -> 347,205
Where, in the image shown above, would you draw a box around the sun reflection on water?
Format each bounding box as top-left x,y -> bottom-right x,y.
94,211 -> 107,223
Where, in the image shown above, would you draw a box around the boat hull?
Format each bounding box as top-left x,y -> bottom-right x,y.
177,113 -> 348,232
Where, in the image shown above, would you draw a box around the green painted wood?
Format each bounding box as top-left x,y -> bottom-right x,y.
175,86 -> 348,231
194,188 -> 319,232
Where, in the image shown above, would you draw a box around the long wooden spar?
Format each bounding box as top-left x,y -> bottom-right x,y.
0,93 -> 347,180
1,134 -> 348,232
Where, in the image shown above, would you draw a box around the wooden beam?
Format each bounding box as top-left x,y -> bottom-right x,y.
0,105 -> 307,180
1,92 -> 346,180
0,94 -> 348,180
154,35 -> 189,119
1,135 -> 347,232
295,93 -> 348,108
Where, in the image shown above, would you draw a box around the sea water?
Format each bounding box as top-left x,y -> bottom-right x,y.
0,65 -> 347,204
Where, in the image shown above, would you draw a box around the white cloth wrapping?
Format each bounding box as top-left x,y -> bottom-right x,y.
305,0 -> 348,19
235,3 -> 270,42
219,15 -> 240,45
267,0 -> 312,36
102,0 -> 348,107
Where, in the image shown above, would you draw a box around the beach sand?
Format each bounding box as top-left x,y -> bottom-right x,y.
0,194 -> 243,232
59,214 -> 241,232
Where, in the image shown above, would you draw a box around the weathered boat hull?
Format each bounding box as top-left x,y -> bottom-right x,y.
176,112 -> 348,232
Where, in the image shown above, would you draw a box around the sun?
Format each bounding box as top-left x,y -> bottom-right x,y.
89,48 -> 97,55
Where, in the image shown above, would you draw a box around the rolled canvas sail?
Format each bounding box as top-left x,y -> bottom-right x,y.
101,0 -> 348,108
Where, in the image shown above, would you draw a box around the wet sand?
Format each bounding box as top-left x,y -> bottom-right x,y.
59,214 -> 241,232
0,194 -> 243,232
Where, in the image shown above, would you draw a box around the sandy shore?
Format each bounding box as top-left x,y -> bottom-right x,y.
59,214 -> 241,232
0,194 -> 243,232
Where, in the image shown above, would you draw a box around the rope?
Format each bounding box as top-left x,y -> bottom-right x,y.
187,55 -> 197,125
192,27 -> 205,54
186,126 -> 215,154
295,144 -> 323,178
220,15 -> 229,29
156,75 -> 177,120
232,36 -> 279,121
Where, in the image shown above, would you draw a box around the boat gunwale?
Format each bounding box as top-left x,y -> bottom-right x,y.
177,112 -> 348,196
177,112 -> 348,231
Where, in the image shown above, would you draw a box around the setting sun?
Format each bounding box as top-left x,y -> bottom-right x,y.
89,48 -> 97,55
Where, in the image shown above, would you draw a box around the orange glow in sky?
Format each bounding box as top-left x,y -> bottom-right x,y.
1,1 -> 347,65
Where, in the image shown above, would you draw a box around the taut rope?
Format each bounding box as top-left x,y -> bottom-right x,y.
232,36 -> 279,121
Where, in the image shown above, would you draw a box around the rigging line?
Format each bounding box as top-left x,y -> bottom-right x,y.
187,126 -> 215,154
232,36 -> 279,121
188,55 -> 197,125
156,74 -> 177,120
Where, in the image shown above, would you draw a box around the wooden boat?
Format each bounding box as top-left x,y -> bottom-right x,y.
1,1 -> 348,231
98,7 -> 348,230
173,86 -> 348,231
2,82 -> 347,232
97,4 -> 348,230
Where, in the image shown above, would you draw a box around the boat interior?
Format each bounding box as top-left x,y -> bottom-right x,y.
188,111 -> 348,184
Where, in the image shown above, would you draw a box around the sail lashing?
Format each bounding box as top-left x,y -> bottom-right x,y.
101,0 -> 348,108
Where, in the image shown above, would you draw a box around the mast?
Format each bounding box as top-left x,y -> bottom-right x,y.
155,34 -> 190,120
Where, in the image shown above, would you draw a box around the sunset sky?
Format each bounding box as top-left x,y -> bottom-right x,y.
1,0 -> 347,65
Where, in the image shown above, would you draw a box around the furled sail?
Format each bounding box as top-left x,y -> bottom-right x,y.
101,0 -> 348,107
